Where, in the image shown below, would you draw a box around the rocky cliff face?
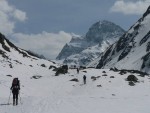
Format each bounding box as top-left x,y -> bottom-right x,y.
56,20 -> 125,66
95,6 -> 150,73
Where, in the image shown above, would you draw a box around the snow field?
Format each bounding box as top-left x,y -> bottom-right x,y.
0,68 -> 150,113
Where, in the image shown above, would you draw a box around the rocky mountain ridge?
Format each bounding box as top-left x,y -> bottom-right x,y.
95,6 -> 150,74
0,32 -> 57,70
56,20 -> 125,66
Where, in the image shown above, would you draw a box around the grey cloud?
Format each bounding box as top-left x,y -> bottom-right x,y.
11,31 -> 72,59
110,0 -> 150,15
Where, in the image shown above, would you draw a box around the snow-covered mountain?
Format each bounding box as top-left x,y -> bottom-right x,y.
56,20 -> 125,66
0,32 -> 58,74
95,6 -> 150,74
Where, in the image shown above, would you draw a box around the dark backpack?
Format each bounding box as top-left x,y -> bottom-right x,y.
11,78 -> 20,93
83,75 -> 86,80
12,78 -> 20,90
12,78 -> 19,85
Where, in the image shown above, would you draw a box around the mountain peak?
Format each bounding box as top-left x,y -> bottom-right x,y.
90,20 -> 123,30
85,20 -> 125,42
98,20 -> 116,25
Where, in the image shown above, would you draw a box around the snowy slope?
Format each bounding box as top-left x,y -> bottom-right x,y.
0,33 -> 57,70
56,20 -> 125,66
95,6 -> 150,74
1,67 -> 150,113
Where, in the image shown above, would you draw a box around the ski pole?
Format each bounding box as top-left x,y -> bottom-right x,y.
19,92 -> 22,105
7,90 -> 11,104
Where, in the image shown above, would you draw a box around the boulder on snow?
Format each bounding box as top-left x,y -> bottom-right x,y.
29,65 -> 33,67
102,71 -> 106,73
110,67 -> 119,72
97,85 -> 102,87
119,70 -> 127,75
70,78 -> 79,82
69,75 -> 74,76
55,65 -> 68,76
102,74 -> 107,76
97,76 -> 101,78
126,75 -> 138,82
31,75 -> 42,79
112,94 -> 116,96
41,64 -> 46,67
49,65 -> 57,70
128,81 -> 135,86
82,71 -> 87,73
79,66 -> 86,70
9,64 -> 13,68
91,76 -> 101,81
110,76 -> 115,78
91,76 -> 97,81
6,75 -> 12,77
119,69 -> 147,76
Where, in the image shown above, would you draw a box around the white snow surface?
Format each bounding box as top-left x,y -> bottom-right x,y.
0,66 -> 150,113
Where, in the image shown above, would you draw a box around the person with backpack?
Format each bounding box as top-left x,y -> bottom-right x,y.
10,78 -> 20,106
77,68 -> 79,74
83,75 -> 86,84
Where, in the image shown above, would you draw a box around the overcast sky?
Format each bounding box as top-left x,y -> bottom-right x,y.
0,0 -> 149,59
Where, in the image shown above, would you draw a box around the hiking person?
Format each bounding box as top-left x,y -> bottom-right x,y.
83,75 -> 86,84
10,78 -> 20,106
77,68 -> 79,74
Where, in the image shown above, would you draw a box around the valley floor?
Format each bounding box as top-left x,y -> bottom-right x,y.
0,68 -> 150,113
